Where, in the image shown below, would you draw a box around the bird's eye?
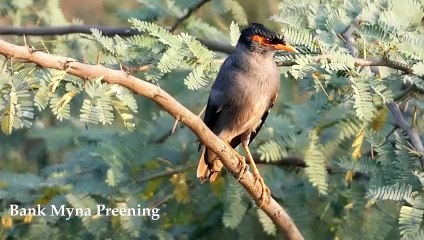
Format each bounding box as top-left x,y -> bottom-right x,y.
263,38 -> 271,44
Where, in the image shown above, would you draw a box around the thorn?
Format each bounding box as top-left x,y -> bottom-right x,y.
9,57 -> 13,76
412,106 -> 417,128
23,35 -> 39,54
198,105 -> 206,117
171,118 -> 179,134
40,40 -> 50,54
171,105 -> 206,135
96,50 -> 102,65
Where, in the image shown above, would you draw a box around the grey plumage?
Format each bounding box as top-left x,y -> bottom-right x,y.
197,23 -> 288,182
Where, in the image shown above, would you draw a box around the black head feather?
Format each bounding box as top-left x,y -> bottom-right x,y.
239,23 -> 286,46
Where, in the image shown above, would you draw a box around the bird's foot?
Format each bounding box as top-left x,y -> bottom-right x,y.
253,174 -> 271,208
235,156 -> 248,181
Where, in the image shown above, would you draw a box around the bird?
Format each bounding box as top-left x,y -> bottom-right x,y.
197,23 -> 296,207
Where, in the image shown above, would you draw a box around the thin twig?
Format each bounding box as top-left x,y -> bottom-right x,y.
378,126 -> 397,147
253,155 -> 333,173
40,40 -> 50,54
170,0 -> 211,33
150,193 -> 175,208
277,54 -> 413,74
136,165 -> 196,184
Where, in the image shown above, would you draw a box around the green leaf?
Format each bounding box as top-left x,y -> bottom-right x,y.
304,130 -> 327,195
222,177 -> 248,229
366,183 -> 417,201
257,208 -> 276,235
351,77 -> 377,122
412,62 -> 424,76
229,21 -> 240,47
399,205 -> 424,238
184,65 -> 209,90
224,0 -> 248,26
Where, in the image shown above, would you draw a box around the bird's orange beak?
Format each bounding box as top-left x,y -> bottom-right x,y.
273,44 -> 297,52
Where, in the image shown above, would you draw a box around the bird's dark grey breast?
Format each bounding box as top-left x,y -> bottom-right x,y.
210,54 -> 280,140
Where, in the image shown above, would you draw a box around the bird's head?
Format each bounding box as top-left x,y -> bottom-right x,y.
238,23 -> 296,54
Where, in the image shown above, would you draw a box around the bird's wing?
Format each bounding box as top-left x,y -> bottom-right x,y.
203,89 -> 225,130
198,58 -> 234,151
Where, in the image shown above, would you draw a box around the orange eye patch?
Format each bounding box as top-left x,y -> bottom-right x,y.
251,34 -> 297,52
251,35 -> 272,46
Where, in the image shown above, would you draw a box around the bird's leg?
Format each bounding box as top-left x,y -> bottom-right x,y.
242,142 -> 271,207
224,142 -> 248,181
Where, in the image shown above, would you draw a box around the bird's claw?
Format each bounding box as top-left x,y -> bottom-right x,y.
253,174 -> 271,208
235,156 -> 248,181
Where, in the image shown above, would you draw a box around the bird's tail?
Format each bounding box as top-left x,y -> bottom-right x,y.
197,147 -> 223,182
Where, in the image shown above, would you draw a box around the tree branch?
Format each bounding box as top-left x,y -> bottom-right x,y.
387,102 -> 424,167
277,54 -> 414,74
254,155 -> 372,180
342,24 -> 359,58
0,39 -> 303,240
255,156 -> 306,167
0,25 -> 235,54
136,164 -> 196,184
0,25 -> 140,36
169,0 -> 211,33
0,25 -> 415,73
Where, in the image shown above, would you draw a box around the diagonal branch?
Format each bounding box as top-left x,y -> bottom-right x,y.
0,39 -> 304,240
169,0 -> 211,33
342,24 -> 359,58
387,102 -> 424,167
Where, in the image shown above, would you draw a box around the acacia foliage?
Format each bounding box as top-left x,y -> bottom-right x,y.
0,0 -> 424,239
